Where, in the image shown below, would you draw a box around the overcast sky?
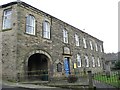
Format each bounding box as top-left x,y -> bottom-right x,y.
0,0 -> 118,53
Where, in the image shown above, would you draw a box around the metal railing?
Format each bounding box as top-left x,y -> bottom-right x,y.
93,70 -> 120,88
3,70 -> 120,89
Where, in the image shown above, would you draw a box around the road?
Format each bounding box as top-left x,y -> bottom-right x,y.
2,84 -> 30,90
1,84 -> 71,90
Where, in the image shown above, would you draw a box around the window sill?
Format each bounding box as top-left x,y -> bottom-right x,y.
76,45 -> 80,47
1,28 -> 12,32
43,37 -> 51,40
42,38 -> 52,43
64,42 -> 69,44
62,53 -> 72,56
24,32 -> 37,37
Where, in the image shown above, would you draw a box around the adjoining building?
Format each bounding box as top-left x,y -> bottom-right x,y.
0,1 -> 105,81
105,52 -> 118,71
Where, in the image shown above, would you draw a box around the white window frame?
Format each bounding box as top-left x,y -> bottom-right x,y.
63,29 -> 68,43
100,45 -> 103,52
26,15 -> 35,35
83,38 -> 87,48
75,34 -> 80,46
2,9 -> 12,29
43,21 -> 51,39
77,54 -> 82,67
85,55 -> 89,67
95,43 -> 98,51
90,41 -> 93,50
97,58 -> 101,67
92,56 -> 95,67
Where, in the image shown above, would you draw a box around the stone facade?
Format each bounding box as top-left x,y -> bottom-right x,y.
104,52 -> 118,71
0,1 -> 105,81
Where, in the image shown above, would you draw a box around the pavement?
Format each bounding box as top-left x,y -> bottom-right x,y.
93,80 -> 120,90
1,80 -> 119,90
1,81 -> 71,90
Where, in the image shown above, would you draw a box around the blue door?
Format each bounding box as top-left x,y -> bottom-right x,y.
64,57 -> 70,77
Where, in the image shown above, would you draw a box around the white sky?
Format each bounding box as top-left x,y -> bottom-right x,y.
0,0 -> 118,53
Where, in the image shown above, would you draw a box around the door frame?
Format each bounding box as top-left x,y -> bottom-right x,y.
63,55 -> 72,77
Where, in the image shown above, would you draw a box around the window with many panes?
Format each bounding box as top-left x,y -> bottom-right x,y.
75,34 -> 80,46
83,38 -> 87,48
97,58 -> 101,67
85,55 -> 89,67
100,45 -> 103,52
92,56 -> 95,67
26,15 -> 35,35
43,21 -> 51,39
90,41 -> 93,50
2,9 -> 12,29
63,29 -> 68,43
77,54 -> 81,67
95,43 -> 98,51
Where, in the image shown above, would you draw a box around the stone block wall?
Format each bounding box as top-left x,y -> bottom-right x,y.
0,1 -> 105,81
0,4 -> 18,81
16,3 -> 104,78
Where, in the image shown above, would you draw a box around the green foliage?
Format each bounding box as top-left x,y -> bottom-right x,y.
114,60 -> 120,70
94,73 -> 120,88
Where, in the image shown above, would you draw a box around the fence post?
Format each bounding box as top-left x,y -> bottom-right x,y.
88,71 -> 94,89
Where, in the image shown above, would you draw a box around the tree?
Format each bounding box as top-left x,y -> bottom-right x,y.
114,60 -> 120,80
114,60 -> 120,70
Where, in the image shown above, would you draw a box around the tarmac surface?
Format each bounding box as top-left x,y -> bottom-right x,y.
1,80 -> 119,90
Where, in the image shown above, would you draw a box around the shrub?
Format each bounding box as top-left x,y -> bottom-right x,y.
67,75 -> 78,83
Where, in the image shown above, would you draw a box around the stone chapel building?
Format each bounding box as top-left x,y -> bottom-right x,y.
0,1 -> 105,81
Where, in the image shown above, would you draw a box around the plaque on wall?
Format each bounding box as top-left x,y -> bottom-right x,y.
63,47 -> 70,55
57,63 -> 62,72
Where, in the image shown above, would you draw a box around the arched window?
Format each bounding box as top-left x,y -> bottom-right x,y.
83,38 -> 87,48
57,63 -> 62,72
43,21 -> 50,39
2,9 -> 12,29
100,45 -> 103,52
97,57 -> 101,67
75,34 -> 80,46
77,54 -> 82,67
26,15 -> 35,35
95,43 -> 98,51
89,41 -> 93,50
63,29 -> 68,43
85,55 -> 89,67
92,56 -> 95,67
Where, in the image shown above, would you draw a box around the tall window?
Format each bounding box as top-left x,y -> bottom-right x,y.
2,9 -> 12,29
90,41 -> 93,50
75,34 -> 80,46
77,54 -> 82,67
97,58 -> 101,67
83,38 -> 87,48
26,15 -> 35,35
92,56 -> 95,67
100,45 -> 103,52
95,43 -> 98,51
85,55 -> 89,67
43,21 -> 50,39
63,29 -> 68,43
